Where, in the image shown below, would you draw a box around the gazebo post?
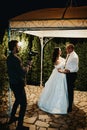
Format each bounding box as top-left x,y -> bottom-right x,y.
7,27 -> 12,117
40,37 -> 43,87
39,37 -> 53,87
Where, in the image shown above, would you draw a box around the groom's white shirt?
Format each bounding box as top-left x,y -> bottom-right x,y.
65,51 -> 79,72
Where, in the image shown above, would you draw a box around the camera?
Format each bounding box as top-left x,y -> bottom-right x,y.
28,51 -> 38,57
27,51 -> 38,65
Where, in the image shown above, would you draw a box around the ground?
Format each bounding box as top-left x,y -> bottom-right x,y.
0,85 -> 87,130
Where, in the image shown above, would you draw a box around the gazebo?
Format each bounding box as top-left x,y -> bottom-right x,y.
9,6 -> 87,86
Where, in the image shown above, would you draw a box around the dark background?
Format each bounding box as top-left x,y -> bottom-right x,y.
0,0 -> 87,43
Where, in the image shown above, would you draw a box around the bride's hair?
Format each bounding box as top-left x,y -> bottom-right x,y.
52,47 -> 61,63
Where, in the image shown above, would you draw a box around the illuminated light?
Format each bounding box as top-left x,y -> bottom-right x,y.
18,42 -> 22,47
23,30 -> 87,38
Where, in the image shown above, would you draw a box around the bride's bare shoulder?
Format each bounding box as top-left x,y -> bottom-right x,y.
59,56 -> 65,62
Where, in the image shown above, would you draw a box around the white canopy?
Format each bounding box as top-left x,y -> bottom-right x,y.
23,30 -> 87,38
10,6 -> 87,38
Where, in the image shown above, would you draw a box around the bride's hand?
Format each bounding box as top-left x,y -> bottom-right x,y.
58,68 -> 64,73
58,68 -> 69,73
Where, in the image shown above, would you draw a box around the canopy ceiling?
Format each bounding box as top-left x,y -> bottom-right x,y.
9,6 -> 87,38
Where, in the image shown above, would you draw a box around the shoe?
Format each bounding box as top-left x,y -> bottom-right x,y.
67,107 -> 72,113
68,109 -> 72,113
8,116 -> 19,125
16,125 -> 29,130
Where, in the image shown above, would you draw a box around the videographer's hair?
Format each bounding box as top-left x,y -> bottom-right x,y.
8,40 -> 18,51
52,47 -> 60,63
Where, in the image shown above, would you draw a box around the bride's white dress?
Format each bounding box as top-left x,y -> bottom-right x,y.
38,57 -> 68,114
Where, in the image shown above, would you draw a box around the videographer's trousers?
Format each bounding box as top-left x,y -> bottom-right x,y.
10,82 -> 27,126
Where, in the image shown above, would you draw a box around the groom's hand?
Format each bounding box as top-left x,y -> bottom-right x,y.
64,69 -> 70,73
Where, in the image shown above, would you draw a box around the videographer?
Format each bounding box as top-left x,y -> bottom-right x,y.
6,40 -> 30,130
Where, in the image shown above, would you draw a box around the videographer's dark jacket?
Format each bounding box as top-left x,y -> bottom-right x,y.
7,52 -> 27,86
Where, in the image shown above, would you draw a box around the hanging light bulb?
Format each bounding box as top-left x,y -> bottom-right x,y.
18,41 -> 22,47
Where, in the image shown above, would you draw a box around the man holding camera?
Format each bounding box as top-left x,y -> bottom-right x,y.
7,40 -> 30,130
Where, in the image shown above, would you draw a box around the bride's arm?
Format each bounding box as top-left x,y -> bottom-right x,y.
55,60 -> 66,73
55,61 -> 65,69
58,68 -> 70,73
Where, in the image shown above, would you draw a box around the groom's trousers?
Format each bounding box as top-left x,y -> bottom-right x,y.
66,72 -> 77,112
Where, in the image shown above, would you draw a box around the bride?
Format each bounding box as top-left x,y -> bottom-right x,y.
38,47 -> 68,114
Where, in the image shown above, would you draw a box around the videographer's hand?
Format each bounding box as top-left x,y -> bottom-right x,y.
27,60 -> 32,66
28,60 -> 33,69
26,65 -> 31,73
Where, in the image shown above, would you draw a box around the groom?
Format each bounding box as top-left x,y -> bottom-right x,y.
58,43 -> 79,113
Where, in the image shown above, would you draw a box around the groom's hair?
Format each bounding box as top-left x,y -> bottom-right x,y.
66,43 -> 74,50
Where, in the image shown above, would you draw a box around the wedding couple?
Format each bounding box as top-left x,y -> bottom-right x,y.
38,43 -> 79,114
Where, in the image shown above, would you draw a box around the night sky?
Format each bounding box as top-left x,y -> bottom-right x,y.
0,0 -> 87,43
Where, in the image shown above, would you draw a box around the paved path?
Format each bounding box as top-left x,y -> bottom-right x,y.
0,85 -> 87,130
